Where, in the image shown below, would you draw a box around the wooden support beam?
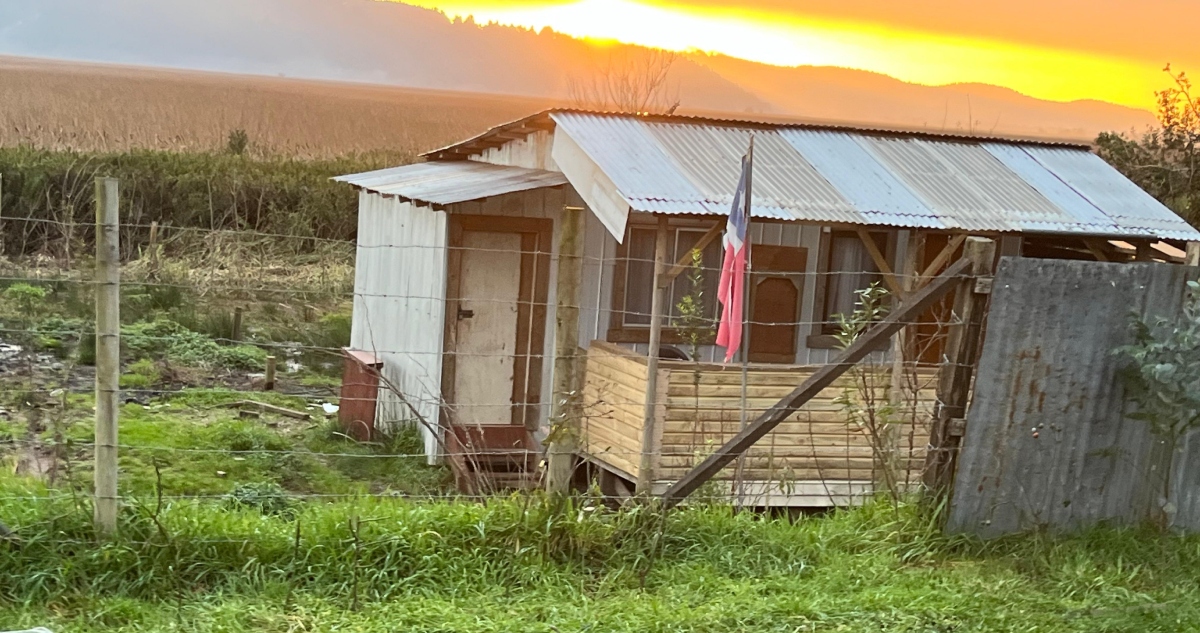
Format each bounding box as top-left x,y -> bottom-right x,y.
855,227 -> 905,296
660,255 -> 974,509
1187,242 -> 1200,267
923,237 -> 997,501
546,206 -> 586,495
889,231 -> 925,483
661,221 -> 723,283
1082,238 -> 1111,262
638,216 -> 671,493
919,234 -> 968,283
1135,241 -> 1154,262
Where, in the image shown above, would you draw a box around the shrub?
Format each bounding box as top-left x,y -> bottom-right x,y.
224,481 -> 293,517
2,282 -> 49,316
119,358 -> 162,389
121,319 -> 267,371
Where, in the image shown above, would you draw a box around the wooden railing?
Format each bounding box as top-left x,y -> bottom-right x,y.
579,341 -> 938,506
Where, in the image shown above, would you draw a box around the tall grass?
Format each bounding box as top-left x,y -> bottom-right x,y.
3,489 -> 1200,631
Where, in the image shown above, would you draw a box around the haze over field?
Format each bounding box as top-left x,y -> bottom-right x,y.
0,0 -> 1165,141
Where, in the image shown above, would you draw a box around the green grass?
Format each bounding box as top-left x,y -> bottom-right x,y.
1,494 -> 1199,632
8,387 -> 448,498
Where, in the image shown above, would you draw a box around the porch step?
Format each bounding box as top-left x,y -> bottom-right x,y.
445,424 -> 543,494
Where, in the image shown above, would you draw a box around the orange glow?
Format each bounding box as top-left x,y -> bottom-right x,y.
397,0 -> 1165,110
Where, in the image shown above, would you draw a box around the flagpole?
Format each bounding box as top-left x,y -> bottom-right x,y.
734,136 -> 754,507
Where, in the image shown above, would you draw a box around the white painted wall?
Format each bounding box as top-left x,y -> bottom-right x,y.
350,192 -> 448,464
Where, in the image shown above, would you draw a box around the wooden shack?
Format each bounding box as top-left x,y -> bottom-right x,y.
336,109 -> 1200,504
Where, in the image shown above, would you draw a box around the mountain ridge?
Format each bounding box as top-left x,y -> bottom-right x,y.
0,0 -> 1158,142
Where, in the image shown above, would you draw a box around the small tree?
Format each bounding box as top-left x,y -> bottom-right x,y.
833,282 -> 902,503
1097,65 -> 1200,224
1114,279 -> 1200,526
674,248 -> 713,360
567,48 -> 681,115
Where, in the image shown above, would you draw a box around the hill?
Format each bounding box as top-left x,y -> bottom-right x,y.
0,0 -> 1158,147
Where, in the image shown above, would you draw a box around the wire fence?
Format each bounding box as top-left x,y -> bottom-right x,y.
0,185 -> 970,536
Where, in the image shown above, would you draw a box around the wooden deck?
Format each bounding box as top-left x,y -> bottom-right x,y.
580,341 -> 938,506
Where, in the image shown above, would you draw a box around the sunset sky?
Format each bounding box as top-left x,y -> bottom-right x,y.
396,0 -> 1196,111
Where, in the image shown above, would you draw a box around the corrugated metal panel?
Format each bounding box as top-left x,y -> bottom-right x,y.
948,258 -> 1200,537
335,161 -> 567,205
350,192 -> 447,463
552,112 -> 707,206
982,144 -> 1121,234
405,111 -> 1200,239
1022,147 -> 1200,240
547,111 -> 1200,238
781,130 -> 945,229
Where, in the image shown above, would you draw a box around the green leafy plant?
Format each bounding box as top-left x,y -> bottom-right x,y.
226,129 -> 250,156
674,248 -> 714,361
1114,279 -> 1200,526
2,283 -> 48,316
119,358 -> 162,389
833,282 -> 902,503
225,481 -> 294,517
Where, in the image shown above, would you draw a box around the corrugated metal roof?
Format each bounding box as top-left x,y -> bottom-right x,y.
547,111 -> 1200,240
334,161 -> 567,206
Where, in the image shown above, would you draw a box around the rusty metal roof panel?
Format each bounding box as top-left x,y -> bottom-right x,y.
1021,147 -> 1200,240
334,161 -> 567,205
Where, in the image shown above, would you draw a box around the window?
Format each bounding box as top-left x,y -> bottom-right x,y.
620,226 -> 721,327
820,231 -> 887,335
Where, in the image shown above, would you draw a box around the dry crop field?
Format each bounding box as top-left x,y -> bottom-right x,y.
0,56 -> 553,157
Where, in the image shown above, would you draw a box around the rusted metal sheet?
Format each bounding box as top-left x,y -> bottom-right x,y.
338,349 -> 382,441
948,257 -> 1200,537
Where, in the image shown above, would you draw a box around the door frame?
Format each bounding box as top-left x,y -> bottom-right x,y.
441,214 -> 553,431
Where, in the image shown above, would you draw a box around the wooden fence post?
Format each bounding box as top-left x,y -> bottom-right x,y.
264,356 -> 277,391
637,216 -> 671,493
546,206 -> 585,494
94,177 -> 121,535
1186,242 -> 1200,267
0,173 -> 5,258
231,306 -> 244,341
923,237 -> 996,500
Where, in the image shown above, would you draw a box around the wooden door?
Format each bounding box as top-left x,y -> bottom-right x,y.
748,245 -> 807,364
453,230 -> 524,426
442,216 -> 552,429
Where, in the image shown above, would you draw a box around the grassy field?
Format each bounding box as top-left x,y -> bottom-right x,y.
2,489 -> 1200,632
0,56 -> 553,157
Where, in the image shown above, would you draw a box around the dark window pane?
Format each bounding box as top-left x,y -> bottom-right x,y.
822,233 -> 884,333
669,229 -> 721,327
623,228 -> 656,326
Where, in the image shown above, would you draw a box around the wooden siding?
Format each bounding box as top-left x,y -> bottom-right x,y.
580,342 -> 660,480
579,340 -> 939,506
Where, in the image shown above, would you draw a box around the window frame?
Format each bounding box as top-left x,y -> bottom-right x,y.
607,221 -> 723,344
807,228 -> 897,349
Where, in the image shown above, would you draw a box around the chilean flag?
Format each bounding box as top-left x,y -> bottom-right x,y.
716,145 -> 753,363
